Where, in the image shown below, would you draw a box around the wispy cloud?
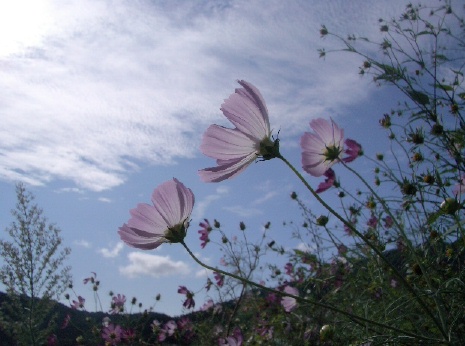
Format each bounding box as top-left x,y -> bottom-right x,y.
223,205 -> 262,218
119,252 -> 190,279
193,186 -> 229,220
99,242 -> 124,258
252,191 -> 278,205
0,0 -> 414,191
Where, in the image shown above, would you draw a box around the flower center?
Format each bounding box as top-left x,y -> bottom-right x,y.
323,145 -> 341,162
259,137 -> 280,160
164,220 -> 188,243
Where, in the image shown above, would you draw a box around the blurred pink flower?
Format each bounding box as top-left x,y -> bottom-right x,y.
367,215 -> 378,228
266,292 -> 278,305
70,296 -> 85,310
122,328 -> 136,343
110,294 -> 126,314
343,138 -> 363,162
214,272 -> 224,287
218,327 -> 243,346
178,285 -> 195,309
315,168 -> 336,193
301,118 -> 344,177
118,178 -> 194,250
61,313 -> 71,329
383,215 -> 394,228
199,80 -> 279,182
102,324 -> 123,344
83,272 -> 96,285
47,334 -> 57,346
198,219 -> 211,249
281,286 -> 299,312
159,320 -> 177,342
201,299 -> 214,311
284,262 -> 293,276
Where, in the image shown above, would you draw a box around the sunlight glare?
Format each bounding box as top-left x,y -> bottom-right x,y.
0,1 -> 53,56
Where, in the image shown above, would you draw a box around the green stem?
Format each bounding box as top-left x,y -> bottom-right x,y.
277,154 -> 448,341
180,241 -> 444,343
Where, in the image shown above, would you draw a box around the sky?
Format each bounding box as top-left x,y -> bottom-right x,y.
0,0 -> 447,317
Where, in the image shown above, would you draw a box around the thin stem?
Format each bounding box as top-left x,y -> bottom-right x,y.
180,241 -> 445,343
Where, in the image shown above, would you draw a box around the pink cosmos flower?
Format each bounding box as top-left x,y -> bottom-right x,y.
281,286 -> 298,312
178,285 -> 195,309
118,178 -> 194,250
61,314 -> 71,329
198,219 -> 211,249
315,168 -> 336,193
301,118 -> 362,177
199,80 -> 279,182
301,118 -> 344,177
102,324 -> 123,344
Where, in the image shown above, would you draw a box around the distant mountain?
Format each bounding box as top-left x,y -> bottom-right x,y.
0,291 -> 172,345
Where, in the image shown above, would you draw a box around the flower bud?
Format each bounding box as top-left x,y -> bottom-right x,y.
401,180 -> 417,196
320,325 -> 334,341
440,198 -> 461,214
379,114 -> 391,128
316,215 -> 329,226
431,124 -> 443,135
423,174 -> 435,184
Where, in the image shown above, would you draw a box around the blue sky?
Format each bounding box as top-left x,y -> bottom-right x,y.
0,0 -> 442,316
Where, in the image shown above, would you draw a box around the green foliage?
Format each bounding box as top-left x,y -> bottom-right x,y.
0,183 -> 72,346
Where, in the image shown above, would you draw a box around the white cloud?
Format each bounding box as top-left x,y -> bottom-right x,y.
74,239 -> 91,248
0,0 -> 422,191
119,252 -> 190,278
296,242 -> 316,253
195,268 -> 210,278
98,197 -> 112,203
54,187 -> 84,194
223,205 -> 262,218
193,185 -> 229,220
99,242 -> 124,258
